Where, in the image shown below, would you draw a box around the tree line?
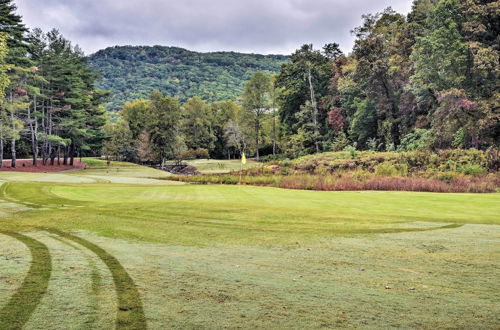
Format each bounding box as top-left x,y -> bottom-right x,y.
106,0 -> 498,163
275,0 -> 498,156
0,0 -> 106,168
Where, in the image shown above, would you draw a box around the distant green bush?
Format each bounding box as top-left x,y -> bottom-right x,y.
458,164 -> 486,177
398,129 -> 433,151
343,145 -> 358,159
374,163 -> 399,177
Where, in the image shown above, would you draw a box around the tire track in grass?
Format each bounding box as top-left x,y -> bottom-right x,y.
48,235 -> 104,327
46,228 -> 147,329
0,231 -> 52,329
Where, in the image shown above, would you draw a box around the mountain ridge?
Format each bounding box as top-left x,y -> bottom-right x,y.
88,45 -> 289,110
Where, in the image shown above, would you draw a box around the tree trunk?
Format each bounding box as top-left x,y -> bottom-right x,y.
255,119 -> 260,161
42,102 -> 47,166
28,94 -> 38,167
307,66 -> 320,154
48,142 -> 53,165
63,145 -> 68,165
10,94 -> 16,168
50,147 -> 55,166
11,137 -> 16,168
69,143 -> 75,166
272,108 -> 276,155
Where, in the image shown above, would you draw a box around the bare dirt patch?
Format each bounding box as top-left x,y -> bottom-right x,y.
0,159 -> 85,173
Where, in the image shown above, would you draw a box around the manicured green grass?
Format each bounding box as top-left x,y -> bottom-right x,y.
0,162 -> 499,328
47,228 -> 146,329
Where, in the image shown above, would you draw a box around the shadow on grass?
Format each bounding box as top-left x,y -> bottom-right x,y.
46,228 -> 147,329
0,231 -> 52,329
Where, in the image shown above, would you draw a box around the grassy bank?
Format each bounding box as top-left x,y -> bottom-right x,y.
173,149 -> 500,193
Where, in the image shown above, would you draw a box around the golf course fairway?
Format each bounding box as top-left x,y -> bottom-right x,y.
0,161 -> 499,329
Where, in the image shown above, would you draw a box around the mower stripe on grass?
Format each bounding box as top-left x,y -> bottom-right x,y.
0,183 -> 41,209
46,228 -> 147,329
0,231 -> 52,330
48,234 -> 104,327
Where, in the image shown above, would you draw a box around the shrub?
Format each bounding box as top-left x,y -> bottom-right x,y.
343,145 -> 358,159
398,129 -> 433,151
374,163 -> 399,177
279,167 -> 291,175
434,171 -> 461,183
458,164 -> 486,177
222,176 -> 237,184
350,169 -> 372,182
332,132 -> 350,151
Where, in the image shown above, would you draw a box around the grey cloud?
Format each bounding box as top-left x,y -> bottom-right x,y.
15,0 -> 413,55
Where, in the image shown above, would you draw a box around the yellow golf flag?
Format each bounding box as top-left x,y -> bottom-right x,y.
241,152 -> 247,164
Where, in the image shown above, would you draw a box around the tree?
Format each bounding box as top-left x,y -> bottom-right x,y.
224,119 -> 249,158
0,33 -> 9,168
181,97 -> 216,153
349,98 -> 377,147
276,44 -> 335,154
433,89 -> 482,148
409,0 -> 468,106
210,100 -> 241,159
276,44 -> 331,130
4,65 -> 29,167
102,120 -> 135,161
349,8 -> 413,149
121,99 -> 149,139
243,72 -> 271,160
27,29 -> 106,166
0,0 -> 31,167
146,91 -> 183,166
0,0 -> 28,66
269,75 -> 280,155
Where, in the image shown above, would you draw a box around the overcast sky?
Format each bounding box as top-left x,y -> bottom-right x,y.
16,0 -> 413,56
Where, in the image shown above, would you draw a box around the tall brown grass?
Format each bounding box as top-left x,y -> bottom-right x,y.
169,173 -> 499,193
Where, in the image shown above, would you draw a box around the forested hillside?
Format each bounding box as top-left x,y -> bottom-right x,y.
88,46 -> 288,110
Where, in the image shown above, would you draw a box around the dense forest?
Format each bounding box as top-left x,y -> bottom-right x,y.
274,0 -> 499,155
103,0 -> 499,164
0,0 -> 498,168
88,46 -> 288,111
0,0 -> 106,168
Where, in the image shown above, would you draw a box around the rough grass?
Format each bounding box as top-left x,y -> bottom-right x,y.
170,173 -> 499,193
0,162 -> 499,328
186,159 -> 259,174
